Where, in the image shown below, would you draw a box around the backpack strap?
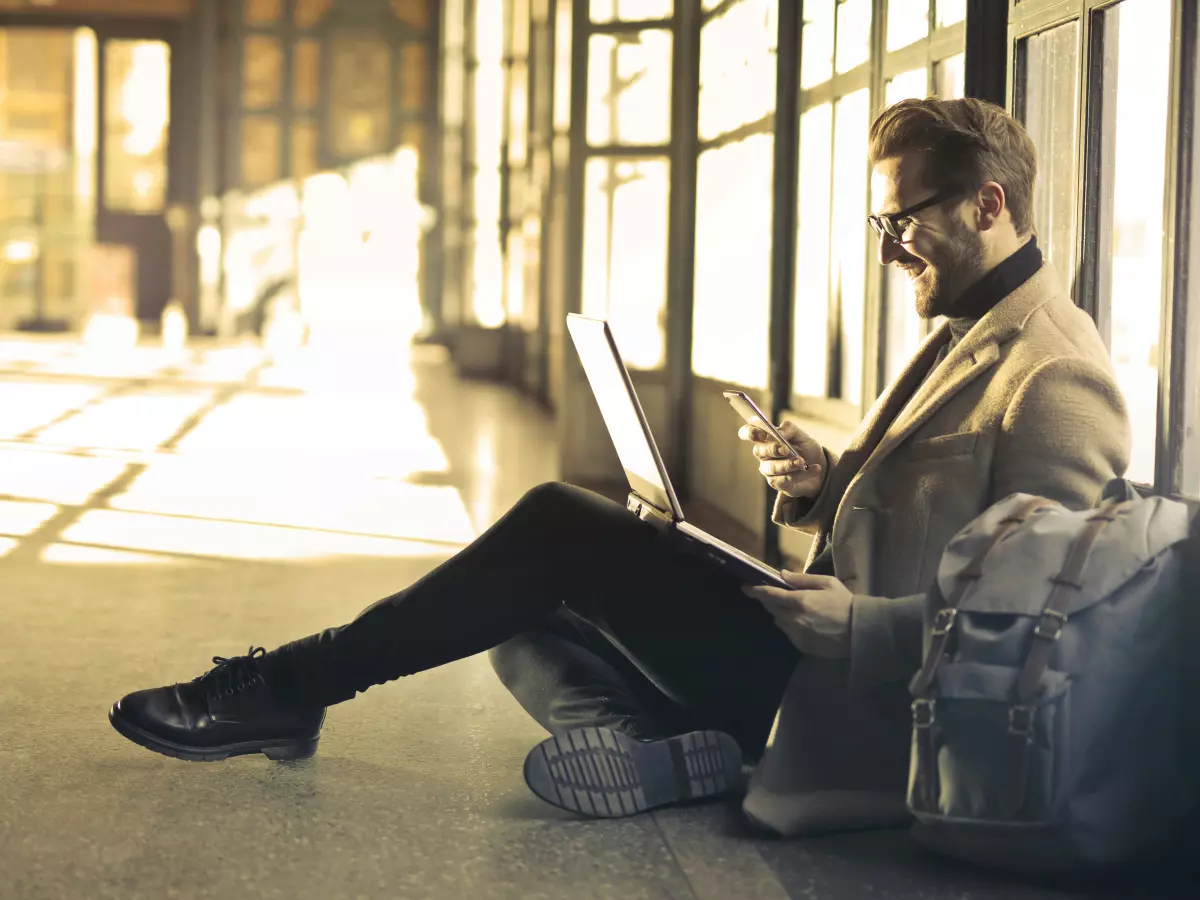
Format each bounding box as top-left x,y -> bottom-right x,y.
909,495 -> 1053,697
908,495 -> 1053,814
1014,499 -> 1123,703
1002,499 -> 1123,818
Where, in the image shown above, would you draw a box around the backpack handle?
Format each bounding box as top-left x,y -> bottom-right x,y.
909,495 -> 1054,698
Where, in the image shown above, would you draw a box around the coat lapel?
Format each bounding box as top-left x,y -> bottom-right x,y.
837,263 -> 1061,509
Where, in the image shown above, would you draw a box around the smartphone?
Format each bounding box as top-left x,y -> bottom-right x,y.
723,390 -> 800,458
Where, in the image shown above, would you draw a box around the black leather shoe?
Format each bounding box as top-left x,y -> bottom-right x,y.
109,647 -> 325,762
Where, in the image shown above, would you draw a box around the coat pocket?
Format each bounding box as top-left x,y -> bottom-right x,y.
904,430 -> 981,462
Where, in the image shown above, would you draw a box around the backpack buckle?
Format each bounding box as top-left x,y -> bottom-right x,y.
912,698 -> 937,728
1008,704 -> 1035,738
931,607 -> 958,636
1033,609 -> 1068,641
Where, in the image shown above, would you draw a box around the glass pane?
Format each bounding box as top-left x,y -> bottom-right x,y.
887,0 -> 929,52
801,0 -> 835,89
391,0 -> 430,28
793,103 -> 833,397
294,0 -> 332,29
291,118 -> 318,179
553,0 -> 572,130
590,0 -> 673,23
510,0 -> 530,58
242,35 -> 283,109
587,30 -> 672,146
293,39 -> 320,111
508,60 -> 529,163
935,0 -> 966,28
104,40 -> 170,213
832,88 -> 870,404
934,52 -> 965,98
1020,21 -> 1080,289
699,0 -> 778,141
472,0 -> 506,327
836,0 -> 872,75
400,43 -> 427,112
244,0 -> 283,25
582,157 -> 670,369
881,70 -> 929,386
1095,0 -> 1172,486
329,35 -> 392,159
242,115 -> 281,187
0,28 -> 95,328
692,134 -> 775,388
885,68 -> 927,105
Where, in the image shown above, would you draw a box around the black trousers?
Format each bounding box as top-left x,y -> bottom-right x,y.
265,483 -> 800,756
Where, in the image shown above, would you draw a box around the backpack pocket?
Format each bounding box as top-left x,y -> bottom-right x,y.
908,662 -> 1071,825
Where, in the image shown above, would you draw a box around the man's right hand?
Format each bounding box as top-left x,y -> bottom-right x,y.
738,418 -> 826,500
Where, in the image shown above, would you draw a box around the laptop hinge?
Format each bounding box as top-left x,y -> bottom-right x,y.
627,492 -> 673,530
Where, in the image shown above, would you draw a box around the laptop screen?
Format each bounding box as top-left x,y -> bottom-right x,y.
565,315 -> 680,518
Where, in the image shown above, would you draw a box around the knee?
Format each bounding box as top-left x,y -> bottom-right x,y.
513,481 -> 586,519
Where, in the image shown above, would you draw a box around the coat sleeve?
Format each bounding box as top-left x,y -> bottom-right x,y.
846,355 -> 1131,695
771,446 -> 841,532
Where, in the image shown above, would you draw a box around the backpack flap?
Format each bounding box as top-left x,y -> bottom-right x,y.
935,492 -> 1191,620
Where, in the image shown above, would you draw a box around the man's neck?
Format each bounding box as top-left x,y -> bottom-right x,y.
948,235 -> 1042,322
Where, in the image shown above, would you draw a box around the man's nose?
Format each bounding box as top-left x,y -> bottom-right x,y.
877,230 -> 904,266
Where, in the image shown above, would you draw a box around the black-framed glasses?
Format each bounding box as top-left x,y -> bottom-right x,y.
867,188 -> 961,243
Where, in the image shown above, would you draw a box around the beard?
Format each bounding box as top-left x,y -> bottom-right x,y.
905,222 -> 986,319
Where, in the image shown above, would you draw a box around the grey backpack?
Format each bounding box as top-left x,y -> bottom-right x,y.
906,478 -> 1196,873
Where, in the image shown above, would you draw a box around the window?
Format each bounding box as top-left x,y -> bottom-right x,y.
586,30 -> 672,146
934,51 -> 964,100
293,40 -> 320,111
692,0 -> 777,388
1018,21 -> 1081,289
794,103 -> 833,396
242,35 -> 283,109
472,0 -> 506,326
692,134 -> 775,387
836,0 -> 872,73
801,0 -> 835,88
831,89 -> 869,403
103,39 -> 170,212
935,0 -> 965,27
698,0 -> 777,141
887,0 -> 929,51
1091,0 -> 1173,486
880,69 -> 929,386
590,0 -> 672,23
582,158 -> 670,368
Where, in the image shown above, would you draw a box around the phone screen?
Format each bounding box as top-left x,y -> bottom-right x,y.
723,391 -> 799,458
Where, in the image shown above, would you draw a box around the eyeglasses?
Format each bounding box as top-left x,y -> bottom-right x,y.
867,188 -> 961,243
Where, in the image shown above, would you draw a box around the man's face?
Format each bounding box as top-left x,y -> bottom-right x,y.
871,153 -> 986,318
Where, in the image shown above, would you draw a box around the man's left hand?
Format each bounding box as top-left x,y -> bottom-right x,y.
743,571 -> 854,658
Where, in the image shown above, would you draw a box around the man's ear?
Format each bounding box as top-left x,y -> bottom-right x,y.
975,182 -> 1007,232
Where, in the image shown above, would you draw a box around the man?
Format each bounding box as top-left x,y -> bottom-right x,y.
110,98 -> 1129,825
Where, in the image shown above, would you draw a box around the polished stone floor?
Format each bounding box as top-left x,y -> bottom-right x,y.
0,334 -> 1194,900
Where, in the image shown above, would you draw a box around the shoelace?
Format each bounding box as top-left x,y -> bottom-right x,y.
197,646 -> 266,700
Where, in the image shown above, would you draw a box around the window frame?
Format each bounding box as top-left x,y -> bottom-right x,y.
1007,0 -> 1198,501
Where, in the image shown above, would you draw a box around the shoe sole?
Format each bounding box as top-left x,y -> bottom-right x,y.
108,705 -> 319,763
523,727 -> 742,818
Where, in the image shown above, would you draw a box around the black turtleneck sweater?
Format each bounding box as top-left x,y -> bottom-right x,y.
804,237 -> 1043,578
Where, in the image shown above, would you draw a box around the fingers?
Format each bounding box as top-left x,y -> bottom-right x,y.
760,457 -> 810,477
780,570 -> 837,590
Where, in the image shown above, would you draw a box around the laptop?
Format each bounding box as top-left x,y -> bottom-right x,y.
566,313 -> 789,588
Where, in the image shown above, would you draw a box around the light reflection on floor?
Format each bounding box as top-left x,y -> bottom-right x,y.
0,335 -> 474,565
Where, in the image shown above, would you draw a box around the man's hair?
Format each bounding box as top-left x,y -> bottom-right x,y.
868,97 -> 1038,235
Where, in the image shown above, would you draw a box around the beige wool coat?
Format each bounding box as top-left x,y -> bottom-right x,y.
743,262 -> 1132,835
